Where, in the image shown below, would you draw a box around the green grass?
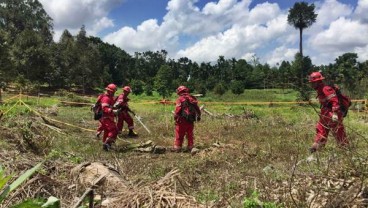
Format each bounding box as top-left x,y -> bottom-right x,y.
200,89 -> 299,102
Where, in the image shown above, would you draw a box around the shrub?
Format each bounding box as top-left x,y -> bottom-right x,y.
214,83 -> 226,96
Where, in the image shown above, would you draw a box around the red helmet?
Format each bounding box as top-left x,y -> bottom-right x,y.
105,83 -> 117,92
176,85 -> 189,95
123,86 -> 131,93
309,72 -> 325,83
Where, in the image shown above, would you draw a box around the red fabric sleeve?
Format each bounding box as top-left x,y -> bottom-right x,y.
323,86 -> 340,112
100,95 -> 113,114
174,96 -> 184,117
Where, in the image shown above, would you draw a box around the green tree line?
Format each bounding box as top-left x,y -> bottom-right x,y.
1,0 -> 367,100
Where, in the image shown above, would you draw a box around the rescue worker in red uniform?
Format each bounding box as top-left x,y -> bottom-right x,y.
100,83 -> 118,151
309,72 -> 348,153
114,86 -> 138,137
173,86 -> 201,152
95,94 -> 104,138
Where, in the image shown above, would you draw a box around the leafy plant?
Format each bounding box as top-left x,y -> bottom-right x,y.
10,198 -> 45,208
0,162 -> 43,203
10,196 -> 60,208
243,191 -> 280,208
0,166 -> 13,195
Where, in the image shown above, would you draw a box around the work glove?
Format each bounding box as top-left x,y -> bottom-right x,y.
309,142 -> 319,153
113,102 -> 120,109
127,107 -> 135,115
113,109 -> 121,115
90,104 -> 96,111
331,112 -> 338,123
309,147 -> 317,153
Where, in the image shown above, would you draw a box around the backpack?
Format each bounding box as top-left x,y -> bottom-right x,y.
180,96 -> 199,122
331,85 -> 352,117
92,94 -> 104,120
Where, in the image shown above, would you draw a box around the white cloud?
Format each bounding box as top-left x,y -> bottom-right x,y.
202,0 -> 237,15
248,2 -> 281,25
92,17 -> 114,35
163,0 -> 251,36
41,0 -> 368,66
240,52 -> 256,61
40,0 -> 121,41
354,0 -> 368,23
176,13 -> 289,63
104,19 -> 179,54
311,17 -> 368,52
315,0 -> 353,27
265,47 -> 299,66
104,0 -> 289,63
355,45 -> 368,62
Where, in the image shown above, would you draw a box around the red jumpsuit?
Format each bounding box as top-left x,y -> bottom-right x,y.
314,84 -> 348,146
100,93 -> 118,145
174,93 -> 201,150
96,94 -> 104,134
115,93 -> 134,133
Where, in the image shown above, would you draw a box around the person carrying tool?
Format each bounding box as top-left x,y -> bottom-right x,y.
114,86 -> 138,137
172,85 -> 201,152
93,94 -> 105,138
97,83 -> 119,151
308,71 -> 349,153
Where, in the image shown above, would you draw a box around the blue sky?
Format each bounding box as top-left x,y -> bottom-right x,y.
40,0 -> 368,66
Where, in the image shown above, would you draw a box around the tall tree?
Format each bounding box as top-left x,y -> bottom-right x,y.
290,53 -> 313,101
48,30 -> 77,88
73,26 -> 103,93
334,53 -> 363,96
0,0 -> 53,44
9,29 -> 50,83
277,61 -> 292,90
0,0 -> 53,89
216,56 -> 232,83
358,60 -> 368,98
0,29 -> 11,79
91,37 -> 133,85
154,64 -> 174,98
287,2 -> 317,57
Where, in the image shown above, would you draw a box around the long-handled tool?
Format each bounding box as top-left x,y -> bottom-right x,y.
128,109 -> 151,134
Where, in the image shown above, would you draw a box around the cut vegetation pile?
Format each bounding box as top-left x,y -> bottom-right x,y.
72,162 -> 204,207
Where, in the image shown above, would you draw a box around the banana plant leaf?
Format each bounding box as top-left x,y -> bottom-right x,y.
0,161 -> 44,203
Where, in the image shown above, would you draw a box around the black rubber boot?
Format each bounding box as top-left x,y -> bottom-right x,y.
96,131 -> 102,139
103,143 -> 111,151
128,129 -> 138,137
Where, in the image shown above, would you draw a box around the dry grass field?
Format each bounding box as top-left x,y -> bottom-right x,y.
0,90 -> 367,207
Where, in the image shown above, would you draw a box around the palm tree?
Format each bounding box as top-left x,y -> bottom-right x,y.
287,2 -> 317,57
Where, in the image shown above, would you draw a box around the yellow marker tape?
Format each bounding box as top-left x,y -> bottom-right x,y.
60,101 -> 93,105
14,93 -> 368,107
20,100 -> 95,132
2,100 -> 20,115
2,94 -> 20,103
60,99 -> 367,106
